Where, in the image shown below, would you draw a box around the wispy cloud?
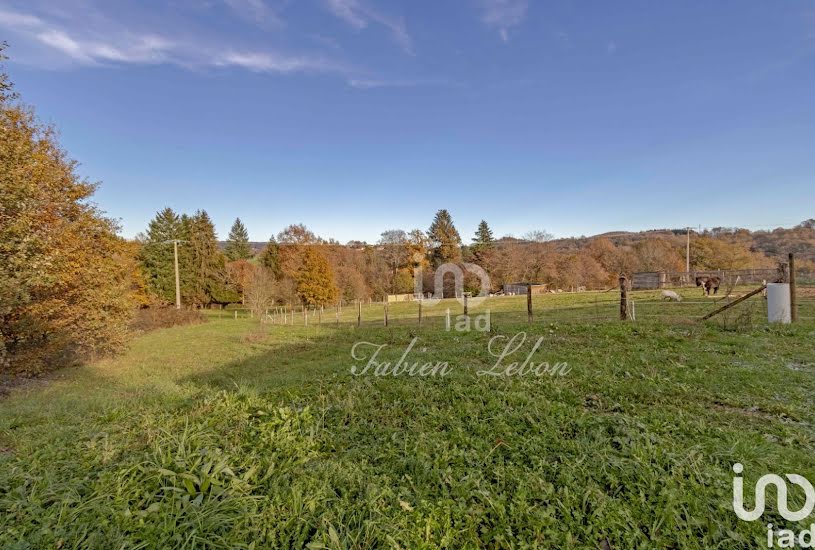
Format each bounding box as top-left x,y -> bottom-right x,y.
347,77 -> 457,89
322,0 -> 413,54
0,8 -> 43,27
216,51 -> 346,74
479,0 -> 528,42
222,0 -> 283,29
0,6 -> 347,76
34,29 -> 173,65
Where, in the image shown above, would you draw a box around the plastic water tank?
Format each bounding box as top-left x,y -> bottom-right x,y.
767,283 -> 791,324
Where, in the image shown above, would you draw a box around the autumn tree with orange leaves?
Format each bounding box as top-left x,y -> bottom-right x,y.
0,45 -> 133,375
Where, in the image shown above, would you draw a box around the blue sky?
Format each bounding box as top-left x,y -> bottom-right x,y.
2,1 -> 814,243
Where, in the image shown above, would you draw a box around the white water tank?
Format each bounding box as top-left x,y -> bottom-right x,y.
767,283 -> 791,324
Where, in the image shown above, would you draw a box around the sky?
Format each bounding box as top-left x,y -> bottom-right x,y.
1,0 -> 814,243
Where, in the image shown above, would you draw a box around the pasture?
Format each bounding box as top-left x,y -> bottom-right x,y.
2,290 -> 815,548
249,285 -> 815,328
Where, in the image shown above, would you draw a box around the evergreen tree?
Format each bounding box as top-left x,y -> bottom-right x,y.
224,217 -> 253,261
295,247 -> 338,306
258,236 -> 282,279
187,210 -> 228,305
427,209 -> 462,265
473,220 -> 494,246
471,219 -> 495,264
139,208 -> 190,304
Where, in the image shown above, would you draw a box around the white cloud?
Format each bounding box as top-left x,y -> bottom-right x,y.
36,30 -> 90,62
0,8 -> 44,28
216,51 -> 343,74
33,29 -> 173,65
479,0 -> 528,42
222,0 -> 283,28
323,0 -> 413,54
0,6 -> 348,77
347,77 -> 414,89
324,0 -> 367,29
347,76 -> 460,90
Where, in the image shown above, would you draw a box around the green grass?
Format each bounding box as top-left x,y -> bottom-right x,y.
2,292 -> 815,548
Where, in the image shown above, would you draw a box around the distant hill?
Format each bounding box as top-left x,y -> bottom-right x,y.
572,221 -> 815,264
218,219 -> 815,265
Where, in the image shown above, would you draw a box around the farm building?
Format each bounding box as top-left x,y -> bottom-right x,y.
503,283 -> 547,296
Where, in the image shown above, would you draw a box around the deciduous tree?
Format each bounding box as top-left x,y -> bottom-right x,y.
295,247 -> 338,306
1,50 -> 133,374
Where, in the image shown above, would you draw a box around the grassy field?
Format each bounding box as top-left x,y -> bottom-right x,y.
2,291 -> 815,548
239,285 -> 815,328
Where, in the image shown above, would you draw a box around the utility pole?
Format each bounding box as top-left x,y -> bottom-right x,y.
686,227 -> 690,273
158,239 -> 187,310
173,240 -> 181,310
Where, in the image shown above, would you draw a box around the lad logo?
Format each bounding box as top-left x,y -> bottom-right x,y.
733,463 -> 815,547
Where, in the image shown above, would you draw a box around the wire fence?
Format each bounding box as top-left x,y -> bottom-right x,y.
215,283 -> 815,330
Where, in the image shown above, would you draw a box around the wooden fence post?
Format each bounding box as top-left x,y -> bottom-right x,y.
464,293 -> 469,316
619,276 -> 628,321
527,284 -> 533,323
384,300 -> 389,327
357,300 -> 362,328
336,302 -> 340,326
445,308 -> 451,331
418,299 -> 423,326
789,252 -> 798,322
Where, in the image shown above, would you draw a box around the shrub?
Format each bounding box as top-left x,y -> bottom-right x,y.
1,48 -> 134,376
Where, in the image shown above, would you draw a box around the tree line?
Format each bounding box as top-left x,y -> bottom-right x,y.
2,44 -> 812,377
135,207 -> 812,316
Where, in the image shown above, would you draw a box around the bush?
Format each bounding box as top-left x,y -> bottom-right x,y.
129,308 -> 206,333
1,48 -> 134,376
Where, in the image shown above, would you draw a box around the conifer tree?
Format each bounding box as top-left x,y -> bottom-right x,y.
225,217 -> 253,261
187,210 -> 228,305
139,208 -> 188,304
258,236 -> 282,279
473,220 -> 494,247
471,220 -> 495,263
427,209 -> 462,265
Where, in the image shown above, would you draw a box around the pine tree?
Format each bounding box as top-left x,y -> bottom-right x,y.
225,217 -> 253,261
258,236 -> 282,279
295,247 -> 338,306
471,220 -> 495,263
139,208 -> 188,304
187,210 -> 228,305
473,220 -> 494,246
427,209 -> 462,265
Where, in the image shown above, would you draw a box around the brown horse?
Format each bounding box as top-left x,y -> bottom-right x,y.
695,276 -> 720,296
